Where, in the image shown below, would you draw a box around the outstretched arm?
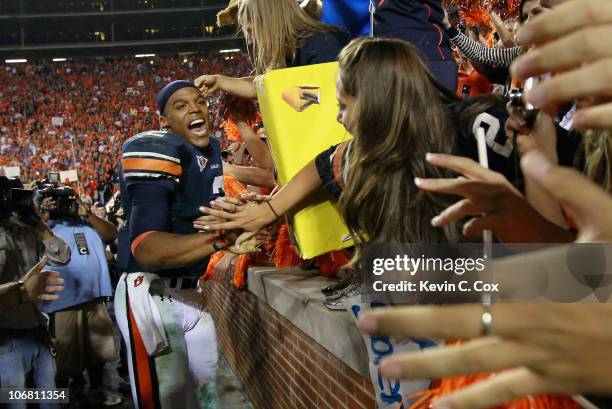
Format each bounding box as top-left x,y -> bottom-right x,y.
127,183 -> 233,270
237,121 -> 274,170
195,75 -> 257,100
446,26 -> 522,68
78,200 -> 117,243
224,164 -> 276,188
196,159 -> 323,234
133,231 -> 220,271
416,153 -> 576,243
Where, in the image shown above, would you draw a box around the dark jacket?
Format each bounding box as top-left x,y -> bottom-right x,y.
375,0 -> 453,62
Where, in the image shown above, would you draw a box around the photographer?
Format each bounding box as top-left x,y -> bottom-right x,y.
37,187 -> 122,407
0,176 -> 71,406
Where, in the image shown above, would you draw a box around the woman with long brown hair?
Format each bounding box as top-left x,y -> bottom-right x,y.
195,0 -> 351,100
195,37 -> 466,249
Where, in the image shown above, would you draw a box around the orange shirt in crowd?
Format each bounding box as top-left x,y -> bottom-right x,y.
457,68 -> 493,97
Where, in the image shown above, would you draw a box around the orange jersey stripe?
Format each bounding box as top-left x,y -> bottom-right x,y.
128,299 -> 156,409
122,158 -> 182,177
131,231 -> 157,256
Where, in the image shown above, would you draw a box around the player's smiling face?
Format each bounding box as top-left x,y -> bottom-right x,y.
161,87 -> 211,149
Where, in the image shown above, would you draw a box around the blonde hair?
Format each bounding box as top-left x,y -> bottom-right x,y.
582,129 -> 612,193
238,0 -> 336,74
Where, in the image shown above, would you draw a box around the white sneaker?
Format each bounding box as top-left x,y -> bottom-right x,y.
87,388 -> 123,407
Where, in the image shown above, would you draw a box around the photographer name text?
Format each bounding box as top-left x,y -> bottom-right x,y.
372,280 -> 500,293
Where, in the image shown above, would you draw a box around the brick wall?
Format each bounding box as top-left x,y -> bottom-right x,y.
201,282 -> 376,409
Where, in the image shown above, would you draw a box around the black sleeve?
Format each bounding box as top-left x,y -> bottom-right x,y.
301,31 -> 351,66
315,144 -> 343,200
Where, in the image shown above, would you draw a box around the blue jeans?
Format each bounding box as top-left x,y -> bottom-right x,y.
0,328 -> 59,409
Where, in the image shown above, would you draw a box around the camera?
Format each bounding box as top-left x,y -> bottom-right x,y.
507,76 -> 540,127
106,192 -> 124,226
36,183 -> 79,218
0,176 -> 38,224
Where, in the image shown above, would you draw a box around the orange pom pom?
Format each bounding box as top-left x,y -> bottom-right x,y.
441,0 -> 521,21
222,117 -> 243,143
231,254 -> 250,289
221,111 -> 263,144
201,251 -> 225,282
405,341 -> 579,409
406,376 -> 578,409
273,224 -> 302,269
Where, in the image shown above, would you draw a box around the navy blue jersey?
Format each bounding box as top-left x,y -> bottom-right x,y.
288,30 -> 352,68
117,130 -> 224,277
451,98 -> 582,187
375,0 -> 453,62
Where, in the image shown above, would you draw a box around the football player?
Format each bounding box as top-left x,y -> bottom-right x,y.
115,81 -> 231,409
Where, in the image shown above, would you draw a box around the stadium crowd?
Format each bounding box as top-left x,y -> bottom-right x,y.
0,52 -> 252,200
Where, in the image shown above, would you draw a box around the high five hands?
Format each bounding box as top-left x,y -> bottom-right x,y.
194,194 -> 276,252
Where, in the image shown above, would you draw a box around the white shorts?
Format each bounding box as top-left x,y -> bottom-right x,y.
115,273 -> 219,409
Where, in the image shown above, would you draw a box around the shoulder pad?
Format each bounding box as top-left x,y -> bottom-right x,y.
122,131 -> 183,181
